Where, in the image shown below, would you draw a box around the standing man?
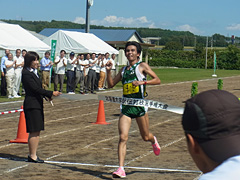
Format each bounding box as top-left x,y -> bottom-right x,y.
109,53 -> 116,79
103,52 -> 110,89
75,54 -> 85,94
66,52 -> 78,94
54,50 -> 67,92
83,53 -> 90,94
40,51 -> 53,90
94,54 -> 101,91
5,53 -> 16,98
21,49 -> 27,95
13,49 -> 24,98
1,49 -> 10,96
182,90 -> 240,179
98,54 -> 107,90
86,53 -> 97,94
106,41 -> 161,178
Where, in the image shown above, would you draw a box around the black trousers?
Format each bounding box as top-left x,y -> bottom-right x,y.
95,72 -> 100,90
1,69 -> 7,96
86,69 -> 96,92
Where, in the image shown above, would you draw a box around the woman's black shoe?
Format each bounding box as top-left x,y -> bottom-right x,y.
27,155 -> 44,163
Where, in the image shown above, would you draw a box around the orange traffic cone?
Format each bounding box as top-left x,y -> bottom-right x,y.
10,106 -> 28,144
92,100 -> 110,125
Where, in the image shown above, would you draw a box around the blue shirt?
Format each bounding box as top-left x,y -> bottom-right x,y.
1,55 -> 7,72
40,57 -> 52,71
199,155 -> 240,180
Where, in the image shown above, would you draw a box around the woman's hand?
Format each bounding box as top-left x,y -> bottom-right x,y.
53,91 -> 61,96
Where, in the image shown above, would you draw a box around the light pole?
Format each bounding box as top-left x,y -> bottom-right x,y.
205,36 -> 208,69
85,0 -> 94,33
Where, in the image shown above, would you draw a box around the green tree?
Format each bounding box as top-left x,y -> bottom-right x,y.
163,41 -> 183,51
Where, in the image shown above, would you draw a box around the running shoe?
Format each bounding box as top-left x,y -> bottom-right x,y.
152,136 -> 161,156
112,167 -> 126,178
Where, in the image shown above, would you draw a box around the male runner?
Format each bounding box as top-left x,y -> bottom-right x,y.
106,41 -> 161,178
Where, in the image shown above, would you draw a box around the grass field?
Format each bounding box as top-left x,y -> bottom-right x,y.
152,68 -> 240,84
0,68 -> 239,103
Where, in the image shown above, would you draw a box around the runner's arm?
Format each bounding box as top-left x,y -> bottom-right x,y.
106,61 -> 123,88
132,62 -> 160,86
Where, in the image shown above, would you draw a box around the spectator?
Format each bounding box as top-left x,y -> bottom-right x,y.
75,54 -> 85,94
21,49 -> 27,95
1,49 -> 10,96
66,52 -> 77,94
13,49 -> 24,98
105,52 -> 110,60
54,50 -> 67,92
86,53 -> 97,94
83,53 -> 90,94
5,53 -> 16,98
94,54 -> 101,91
98,54 -> 107,90
109,53 -> 116,79
103,52 -> 110,89
40,51 -> 53,90
182,90 -> 240,179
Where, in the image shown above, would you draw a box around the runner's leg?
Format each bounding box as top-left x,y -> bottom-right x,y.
118,113 -> 132,166
136,113 -> 155,144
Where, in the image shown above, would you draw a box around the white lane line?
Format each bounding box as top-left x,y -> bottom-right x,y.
92,136 -> 198,179
0,144 -> 14,149
45,103 -> 99,113
44,160 -> 200,173
83,117 -> 179,149
0,101 -> 23,105
4,164 -> 29,173
0,153 -> 64,175
161,136 -> 185,148
193,172 -> 203,180
0,115 -> 19,121
124,136 -> 185,166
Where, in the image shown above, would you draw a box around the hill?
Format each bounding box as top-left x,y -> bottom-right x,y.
1,19 -> 238,47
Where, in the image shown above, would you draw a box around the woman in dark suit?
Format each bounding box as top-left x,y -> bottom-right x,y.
22,51 -> 61,163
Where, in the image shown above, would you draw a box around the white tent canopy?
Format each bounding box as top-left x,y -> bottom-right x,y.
0,23 -> 50,53
43,30 -> 119,55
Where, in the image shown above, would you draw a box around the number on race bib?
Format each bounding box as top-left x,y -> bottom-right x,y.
123,83 -> 139,95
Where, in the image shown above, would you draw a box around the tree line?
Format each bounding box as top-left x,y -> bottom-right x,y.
1,19 -> 239,47
145,44 -> 240,70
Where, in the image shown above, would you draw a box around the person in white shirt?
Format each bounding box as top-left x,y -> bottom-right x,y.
86,53 -> 97,94
103,52 -> 110,89
98,54 -> 108,90
109,53 -> 116,79
94,54 -> 101,91
66,52 -> 78,94
21,49 -> 27,95
83,53 -> 90,94
13,49 -> 24,98
182,90 -> 240,180
75,54 -> 86,94
54,50 -> 67,92
5,53 -> 16,98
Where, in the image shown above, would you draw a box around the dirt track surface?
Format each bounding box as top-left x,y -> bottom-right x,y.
0,76 -> 240,180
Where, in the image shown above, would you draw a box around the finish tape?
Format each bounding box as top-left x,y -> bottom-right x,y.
98,95 -> 184,114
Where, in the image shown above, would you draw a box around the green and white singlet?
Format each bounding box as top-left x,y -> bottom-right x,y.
121,61 -> 147,118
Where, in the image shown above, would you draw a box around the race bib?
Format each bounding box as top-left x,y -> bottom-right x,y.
123,83 -> 139,95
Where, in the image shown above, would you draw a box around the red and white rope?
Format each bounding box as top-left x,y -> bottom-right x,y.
0,108 -> 23,115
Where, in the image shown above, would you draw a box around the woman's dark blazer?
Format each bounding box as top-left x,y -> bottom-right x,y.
22,68 -> 53,110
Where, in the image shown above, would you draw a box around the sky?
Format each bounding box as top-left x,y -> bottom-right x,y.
1,0 -> 239,37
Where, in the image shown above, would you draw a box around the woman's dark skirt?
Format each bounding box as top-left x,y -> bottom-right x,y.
24,109 -> 44,133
